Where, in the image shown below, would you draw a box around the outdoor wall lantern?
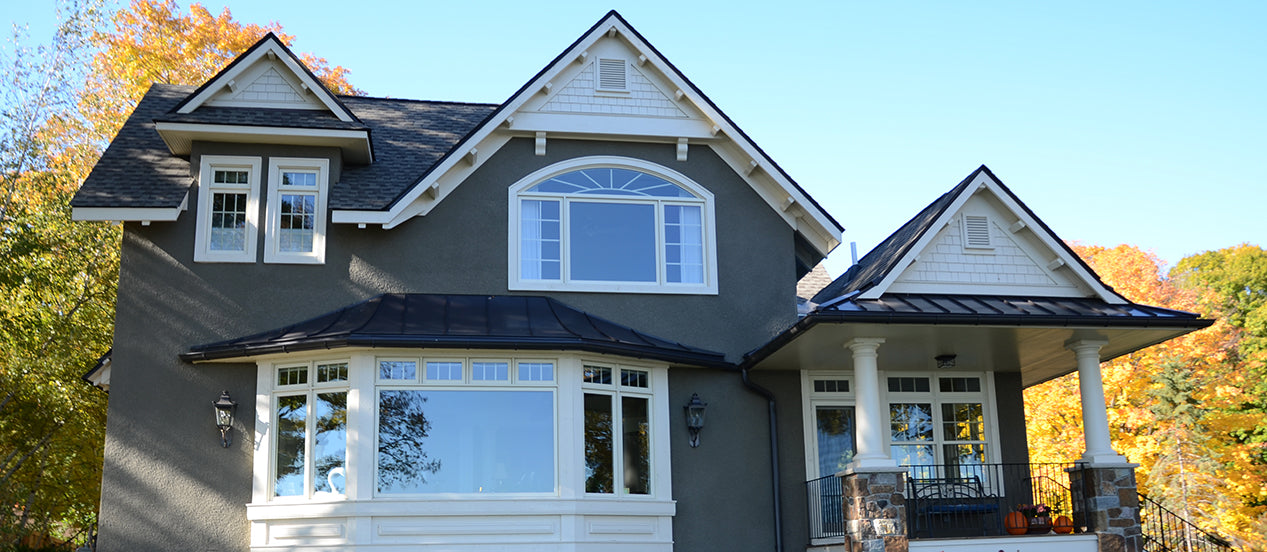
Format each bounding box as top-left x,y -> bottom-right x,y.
684,393 -> 708,448
213,390 -> 237,448
935,354 -> 957,370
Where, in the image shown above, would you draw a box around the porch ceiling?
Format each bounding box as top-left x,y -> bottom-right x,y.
745,321 -> 1200,387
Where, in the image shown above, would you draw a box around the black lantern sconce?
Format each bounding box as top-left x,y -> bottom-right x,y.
684,393 -> 707,448
213,390 -> 237,448
935,354 -> 957,370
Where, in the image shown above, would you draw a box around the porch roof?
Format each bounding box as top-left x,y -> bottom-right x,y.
741,293 -> 1213,386
181,293 -> 729,368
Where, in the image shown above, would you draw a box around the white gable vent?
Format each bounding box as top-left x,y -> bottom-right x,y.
596,58 -> 628,91
962,215 -> 993,249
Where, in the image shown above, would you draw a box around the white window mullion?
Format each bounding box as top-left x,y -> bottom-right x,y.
346,353 -> 374,500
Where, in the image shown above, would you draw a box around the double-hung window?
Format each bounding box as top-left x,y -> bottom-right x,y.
510,157 -> 717,294
195,155 -> 261,263
265,158 -> 329,264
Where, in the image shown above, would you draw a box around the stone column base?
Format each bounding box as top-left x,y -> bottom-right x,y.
841,469 -> 908,552
1069,464 -> 1142,552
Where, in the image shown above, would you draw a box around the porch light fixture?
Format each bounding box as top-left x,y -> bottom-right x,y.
213,390 -> 237,448
935,354 -> 957,370
684,393 -> 707,448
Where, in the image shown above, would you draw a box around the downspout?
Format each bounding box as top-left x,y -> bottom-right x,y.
740,367 -> 783,552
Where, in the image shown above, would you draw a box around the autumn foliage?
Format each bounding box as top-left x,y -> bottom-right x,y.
1026,244 -> 1267,550
0,0 -> 358,546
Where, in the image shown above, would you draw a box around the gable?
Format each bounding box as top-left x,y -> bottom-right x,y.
834,166 -> 1126,304
203,64 -> 327,110
173,33 -> 356,122
332,11 -> 842,259
887,192 -> 1095,297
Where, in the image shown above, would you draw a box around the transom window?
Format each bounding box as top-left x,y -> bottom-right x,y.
510,158 -> 717,294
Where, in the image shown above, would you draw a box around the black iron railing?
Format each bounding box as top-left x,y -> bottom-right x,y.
1140,494 -> 1233,552
905,462 -> 1079,538
806,474 -> 845,540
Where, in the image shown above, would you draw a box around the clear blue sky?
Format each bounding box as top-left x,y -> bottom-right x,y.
6,1 -> 1263,278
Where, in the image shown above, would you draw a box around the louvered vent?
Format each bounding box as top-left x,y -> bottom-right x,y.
597,58 -> 627,91
963,215 -> 992,248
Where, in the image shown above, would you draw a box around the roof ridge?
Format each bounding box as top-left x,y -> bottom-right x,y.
338,95 -> 501,107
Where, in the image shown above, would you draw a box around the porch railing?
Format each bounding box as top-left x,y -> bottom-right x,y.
805,462 -> 1081,541
904,462 -> 1079,538
1140,494 -> 1233,552
805,474 -> 844,540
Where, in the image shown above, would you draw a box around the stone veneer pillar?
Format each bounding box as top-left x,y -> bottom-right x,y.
841,469 -> 908,552
1069,465 -> 1143,552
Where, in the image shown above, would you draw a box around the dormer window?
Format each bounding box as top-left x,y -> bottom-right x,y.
596,58 -> 628,92
195,155 -> 261,263
265,158 -> 329,264
509,157 -> 717,294
961,215 -> 992,249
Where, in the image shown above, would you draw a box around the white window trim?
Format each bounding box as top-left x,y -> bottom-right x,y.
248,350 -> 674,550
507,156 -> 719,295
264,157 -> 329,264
879,371 -> 1002,468
195,155 -> 261,263
800,370 -> 856,480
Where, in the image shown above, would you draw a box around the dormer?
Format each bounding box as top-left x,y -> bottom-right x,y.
153,33 -> 372,164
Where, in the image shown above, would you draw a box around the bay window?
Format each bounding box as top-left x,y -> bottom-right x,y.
270,361 -> 349,499
509,157 -> 717,294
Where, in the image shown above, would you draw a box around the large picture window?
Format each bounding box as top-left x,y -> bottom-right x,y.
510,157 -> 717,294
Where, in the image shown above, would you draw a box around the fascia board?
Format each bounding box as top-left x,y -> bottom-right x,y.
379,14 -> 842,253
980,178 -> 1127,304
72,195 -> 188,222
857,171 -> 987,300
176,41 -> 354,123
508,112 -> 717,140
331,210 -> 393,225
609,21 -> 842,251
154,122 -> 372,163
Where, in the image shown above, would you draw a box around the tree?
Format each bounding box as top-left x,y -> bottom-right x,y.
1,0 -> 360,545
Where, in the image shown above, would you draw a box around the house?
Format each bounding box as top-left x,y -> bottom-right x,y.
70,11 -> 1214,552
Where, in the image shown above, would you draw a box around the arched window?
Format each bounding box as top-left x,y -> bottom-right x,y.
509,157 -> 717,294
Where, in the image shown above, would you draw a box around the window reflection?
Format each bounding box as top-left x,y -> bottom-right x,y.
377,390 -> 554,494
274,395 -> 307,497
815,406 -> 856,476
584,393 -> 614,494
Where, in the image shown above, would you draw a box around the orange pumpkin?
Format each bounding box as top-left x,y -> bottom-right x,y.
1053,515 -> 1075,534
1005,511 -> 1029,535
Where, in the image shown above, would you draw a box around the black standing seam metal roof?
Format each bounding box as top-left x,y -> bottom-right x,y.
181,294 -> 730,368
810,165 -> 1125,305
741,293 -> 1214,369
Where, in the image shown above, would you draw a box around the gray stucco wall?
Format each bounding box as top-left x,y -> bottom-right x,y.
97,137 -> 801,551
993,371 -> 1031,464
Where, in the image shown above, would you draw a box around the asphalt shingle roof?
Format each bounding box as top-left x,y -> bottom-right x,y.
333,97 -> 496,210
181,293 -> 729,367
71,85 -> 498,211
71,84 -> 195,209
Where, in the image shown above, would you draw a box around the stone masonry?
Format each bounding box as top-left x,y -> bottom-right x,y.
842,470 -> 908,552
1069,465 -> 1143,552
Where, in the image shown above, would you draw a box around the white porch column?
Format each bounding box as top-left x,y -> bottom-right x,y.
1066,339 -> 1130,465
845,338 -> 897,471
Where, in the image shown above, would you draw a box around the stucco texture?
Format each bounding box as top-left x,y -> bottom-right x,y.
98,137 -> 800,551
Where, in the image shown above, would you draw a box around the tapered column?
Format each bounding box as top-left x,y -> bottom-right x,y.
846,338 -> 896,471
1066,339 -> 1129,465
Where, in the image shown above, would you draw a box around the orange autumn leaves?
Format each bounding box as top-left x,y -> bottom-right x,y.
1025,244 -> 1267,549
